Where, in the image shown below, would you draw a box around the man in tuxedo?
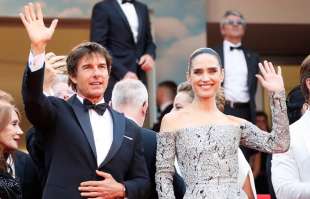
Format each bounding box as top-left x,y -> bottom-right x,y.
20,2 -> 150,199
111,79 -> 186,199
213,10 -> 259,161
91,0 -> 156,101
152,81 -> 177,132
213,10 -> 259,123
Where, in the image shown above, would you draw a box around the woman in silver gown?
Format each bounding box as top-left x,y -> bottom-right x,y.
155,48 -> 290,199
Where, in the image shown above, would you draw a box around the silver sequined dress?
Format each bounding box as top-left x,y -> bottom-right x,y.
155,91 -> 290,199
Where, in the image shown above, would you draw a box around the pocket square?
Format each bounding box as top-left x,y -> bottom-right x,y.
124,135 -> 133,140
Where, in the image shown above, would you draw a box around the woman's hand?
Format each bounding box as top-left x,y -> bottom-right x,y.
256,60 -> 285,92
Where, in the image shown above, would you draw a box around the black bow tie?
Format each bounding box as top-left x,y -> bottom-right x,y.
83,99 -> 108,116
230,45 -> 243,51
122,0 -> 134,4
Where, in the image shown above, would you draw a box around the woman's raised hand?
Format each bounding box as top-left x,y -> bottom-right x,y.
256,60 -> 285,92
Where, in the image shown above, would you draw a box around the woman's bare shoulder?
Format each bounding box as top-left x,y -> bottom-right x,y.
160,109 -> 189,132
226,114 -> 248,125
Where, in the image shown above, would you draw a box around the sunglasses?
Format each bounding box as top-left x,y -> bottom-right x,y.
223,19 -> 245,26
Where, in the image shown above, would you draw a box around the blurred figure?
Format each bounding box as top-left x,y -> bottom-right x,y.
91,0 -> 156,101
173,81 -> 194,111
153,81 -> 177,131
214,10 -> 260,161
272,55 -> 310,199
286,85 -> 305,124
173,81 -> 257,199
52,74 -> 75,100
111,79 -> 186,199
0,89 -> 15,104
0,91 -> 41,199
250,111 -> 269,194
255,111 -> 269,131
43,52 -> 67,96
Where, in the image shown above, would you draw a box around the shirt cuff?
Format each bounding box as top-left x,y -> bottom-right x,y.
28,51 -> 45,72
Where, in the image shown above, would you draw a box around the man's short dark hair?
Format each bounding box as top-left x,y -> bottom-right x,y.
158,81 -> 177,99
256,111 -> 268,120
66,42 -> 112,91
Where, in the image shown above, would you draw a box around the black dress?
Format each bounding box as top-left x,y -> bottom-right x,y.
0,172 -> 22,199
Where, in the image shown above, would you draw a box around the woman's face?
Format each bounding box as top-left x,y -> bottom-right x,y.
188,53 -> 223,99
0,110 -> 23,152
173,91 -> 193,111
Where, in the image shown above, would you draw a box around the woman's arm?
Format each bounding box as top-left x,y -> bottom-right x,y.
241,61 -> 290,153
155,115 -> 177,199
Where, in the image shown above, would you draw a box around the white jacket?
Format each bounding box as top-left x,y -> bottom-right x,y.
272,110 -> 310,199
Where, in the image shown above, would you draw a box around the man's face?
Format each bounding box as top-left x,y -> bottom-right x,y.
70,53 -> 109,102
156,87 -> 165,106
221,15 -> 245,41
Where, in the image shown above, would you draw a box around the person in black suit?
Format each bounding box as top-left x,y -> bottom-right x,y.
111,79 -> 186,199
213,10 -> 259,160
15,150 -> 41,199
91,0 -> 156,101
20,2 -> 150,199
153,81 -> 177,132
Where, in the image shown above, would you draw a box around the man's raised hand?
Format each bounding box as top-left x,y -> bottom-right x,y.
19,2 -> 58,55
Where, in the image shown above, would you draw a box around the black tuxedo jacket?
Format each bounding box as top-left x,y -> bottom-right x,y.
22,66 -> 150,199
91,0 -> 156,83
141,128 -> 186,199
14,150 -> 41,199
213,44 -> 259,122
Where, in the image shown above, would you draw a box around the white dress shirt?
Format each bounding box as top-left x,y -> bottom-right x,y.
117,0 -> 139,43
76,96 -> 113,166
223,40 -> 249,103
272,109 -> 310,199
28,52 -> 114,166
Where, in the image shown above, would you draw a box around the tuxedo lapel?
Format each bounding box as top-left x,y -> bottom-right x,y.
134,2 -> 143,44
99,108 -> 125,167
219,44 -> 225,67
111,0 -> 135,44
243,48 -> 255,88
68,95 -> 97,159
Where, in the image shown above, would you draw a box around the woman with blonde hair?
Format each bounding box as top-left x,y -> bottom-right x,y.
156,47 -> 289,198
